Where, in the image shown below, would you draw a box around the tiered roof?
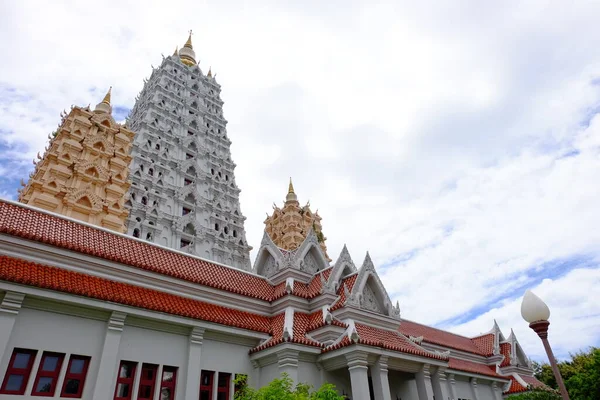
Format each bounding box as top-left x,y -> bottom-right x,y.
0,199 -> 541,392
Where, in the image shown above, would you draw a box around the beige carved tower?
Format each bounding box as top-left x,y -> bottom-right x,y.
264,179 -> 331,261
18,88 -> 135,232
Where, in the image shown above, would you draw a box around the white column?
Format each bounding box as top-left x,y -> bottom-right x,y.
184,327 -> 204,400
371,355 -> 391,400
431,366 -> 451,400
415,363 -> 434,400
470,377 -> 480,400
0,292 -> 25,368
447,373 -> 458,400
277,349 -> 299,384
491,381 -> 503,400
345,353 -> 370,400
92,311 -> 127,400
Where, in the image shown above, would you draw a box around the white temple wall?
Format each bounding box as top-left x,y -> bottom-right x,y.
388,370 -> 419,400
259,362 -> 279,387
298,361 -> 322,387
323,368 -> 352,398
455,375 -> 475,398
479,380 -> 497,399
0,307 -> 106,400
200,338 -> 255,381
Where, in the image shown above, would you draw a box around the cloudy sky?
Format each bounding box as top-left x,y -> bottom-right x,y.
1,0 -> 599,362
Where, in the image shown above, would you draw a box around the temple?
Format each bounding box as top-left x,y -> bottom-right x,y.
2,33 -> 547,400
264,179 -> 330,262
17,88 -> 134,232
124,33 -> 252,270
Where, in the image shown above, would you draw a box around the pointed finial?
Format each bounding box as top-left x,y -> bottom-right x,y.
207,66 -> 212,77
173,46 -> 178,56
288,177 -> 295,194
102,87 -> 112,105
185,30 -> 193,49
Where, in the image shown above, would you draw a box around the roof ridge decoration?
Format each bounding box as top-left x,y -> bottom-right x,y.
348,252 -> 400,319
327,244 -> 357,293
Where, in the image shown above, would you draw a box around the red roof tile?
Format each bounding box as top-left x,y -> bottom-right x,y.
500,342 -> 512,367
305,309 -> 347,332
0,201 -> 274,301
521,374 -> 547,389
321,323 -> 447,360
249,312 -> 322,354
0,255 -> 271,333
330,273 -> 357,311
472,333 -> 495,356
505,376 -> 527,394
399,320 -> 487,356
448,358 -> 504,378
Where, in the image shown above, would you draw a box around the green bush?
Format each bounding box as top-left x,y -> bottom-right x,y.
234,373 -> 345,400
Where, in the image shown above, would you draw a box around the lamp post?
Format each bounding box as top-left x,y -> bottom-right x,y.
520,290 -> 570,400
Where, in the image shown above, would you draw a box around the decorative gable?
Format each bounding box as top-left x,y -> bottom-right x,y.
348,253 -> 400,319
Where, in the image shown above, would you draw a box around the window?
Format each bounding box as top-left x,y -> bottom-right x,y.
184,178 -> 192,186
137,364 -> 158,400
0,348 -> 37,395
160,366 -> 177,400
200,370 -> 214,400
133,229 -> 140,238
182,207 -> 191,216
60,355 -> 90,398
114,361 -> 137,400
180,239 -> 191,248
217,372 -> 231,400
32,351 -> 65,396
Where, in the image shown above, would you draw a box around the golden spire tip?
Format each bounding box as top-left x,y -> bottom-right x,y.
288,177 -> 295,194
102,86 -> 112,105
173,46 -> 178,56
184,29 -> 193,49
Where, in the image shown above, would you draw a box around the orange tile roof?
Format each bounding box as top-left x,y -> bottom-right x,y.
521,374 -> 547,389
321,323 -> 447,360
399,320 -> 487,356
305,309 -> 347,332
0,201 -> 275,301
448,357 -> 503,378
0,255 -> 271,333
472,333 -> 495,356
249,312 -> 322,354
500,342 -> 512,367
330,273 -> 358,311
271,268 -> 333,301
505,376 -> 527,394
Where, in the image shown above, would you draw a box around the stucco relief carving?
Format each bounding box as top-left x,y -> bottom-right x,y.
262,253 -> 277,278
301,250 -> 319,274
360,283 -> 383,313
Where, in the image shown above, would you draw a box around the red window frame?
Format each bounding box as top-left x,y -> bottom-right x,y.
31,351 -> 65,396
0,348 -> 38,395
113,361 -> 137,400
216,372 -> 231,400
137,363 -> 158,400
199,370 -> 214,400
160,366 -> 177,400
60,355 -> 91,398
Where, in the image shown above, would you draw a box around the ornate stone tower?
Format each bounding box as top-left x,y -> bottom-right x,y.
125,33 -> 253,270
264,179 -> 330,261
18,88 -> 134,232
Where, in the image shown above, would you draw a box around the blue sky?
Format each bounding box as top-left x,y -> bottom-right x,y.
1,0 -> 600,361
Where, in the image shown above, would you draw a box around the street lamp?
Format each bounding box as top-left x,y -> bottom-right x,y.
520,290 -> 570,400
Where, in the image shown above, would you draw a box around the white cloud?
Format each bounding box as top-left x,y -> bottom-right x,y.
1,0 -> 600,360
